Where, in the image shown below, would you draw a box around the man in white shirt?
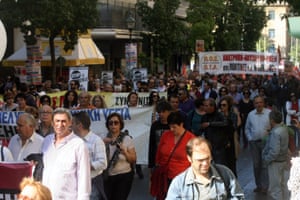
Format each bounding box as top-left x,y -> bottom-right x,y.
72,111 -> 107,200
245,96 -> 271,194
42,108 -> 91,200
8,113 -> 44,161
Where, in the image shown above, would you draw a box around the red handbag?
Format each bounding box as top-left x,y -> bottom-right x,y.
150,165 -> 168,200
150,131 -> 187,200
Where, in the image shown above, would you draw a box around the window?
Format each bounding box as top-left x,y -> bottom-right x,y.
268,10 -> 275,20
268,29 -> 275,38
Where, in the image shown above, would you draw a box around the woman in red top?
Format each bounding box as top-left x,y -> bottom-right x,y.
286,92 -> 300,126
154,111 -> 195,197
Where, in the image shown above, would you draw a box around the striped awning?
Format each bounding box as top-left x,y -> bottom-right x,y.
3,34 -> 105,66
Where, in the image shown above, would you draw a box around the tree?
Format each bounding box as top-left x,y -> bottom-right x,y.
137,0 -> 188,72
187,0 -> 266,51
0,0 -> 98,84
186,0 -> 225,51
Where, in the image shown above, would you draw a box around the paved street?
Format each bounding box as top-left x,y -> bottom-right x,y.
128,147 -> 279,200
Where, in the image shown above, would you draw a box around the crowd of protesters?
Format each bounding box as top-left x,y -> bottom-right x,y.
1,69 -> 300,199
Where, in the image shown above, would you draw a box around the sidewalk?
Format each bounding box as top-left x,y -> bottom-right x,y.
128,147 -> 276,200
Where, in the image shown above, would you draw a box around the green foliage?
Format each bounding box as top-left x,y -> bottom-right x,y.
0,0 -> 98,50
137,0 -> 187,68
186,0 -> 224,50
0,0 -> 99,83
187,0 -> 266,51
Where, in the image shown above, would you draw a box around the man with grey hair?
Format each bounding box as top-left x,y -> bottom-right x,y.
245,96 -> 271,194
8,113 -> 44,161
42,108 -> 91,200
76,91 -> 95,109
262,110 -> 290,199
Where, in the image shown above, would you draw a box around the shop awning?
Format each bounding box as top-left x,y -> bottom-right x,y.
288,16 -> 300,39
3,34 -> 105,66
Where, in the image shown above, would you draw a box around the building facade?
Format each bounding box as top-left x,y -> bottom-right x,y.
255,0 -> 297,66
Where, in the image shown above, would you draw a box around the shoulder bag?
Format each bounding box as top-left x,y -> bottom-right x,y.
150,131 -> 186,200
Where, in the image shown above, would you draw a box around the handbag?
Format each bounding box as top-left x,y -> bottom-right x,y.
150,165 -> 168,200
150,131 -> 186,200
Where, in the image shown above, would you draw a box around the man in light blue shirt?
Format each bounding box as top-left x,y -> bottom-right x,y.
262,110 -> 290,199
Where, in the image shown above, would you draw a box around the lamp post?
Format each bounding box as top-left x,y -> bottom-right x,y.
126,14 -> 136,43
125,13 -> 136,79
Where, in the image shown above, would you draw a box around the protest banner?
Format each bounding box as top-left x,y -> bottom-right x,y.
0,107 -> 153,164
199,51 -> 279,75
0,92 -> 167,109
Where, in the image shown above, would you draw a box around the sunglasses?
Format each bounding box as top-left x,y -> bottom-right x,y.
109,120 -> 120,126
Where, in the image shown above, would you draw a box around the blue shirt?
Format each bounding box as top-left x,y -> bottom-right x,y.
262,124 -> 289,164
166,165 -> 244,200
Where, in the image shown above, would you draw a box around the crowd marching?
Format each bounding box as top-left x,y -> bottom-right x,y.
1,69 -> 300,200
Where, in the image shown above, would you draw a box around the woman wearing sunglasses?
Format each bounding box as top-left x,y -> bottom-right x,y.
103,113 -> 137,200
219,95 -> 241,176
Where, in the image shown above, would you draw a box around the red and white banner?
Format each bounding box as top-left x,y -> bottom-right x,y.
198,51 -> 279,75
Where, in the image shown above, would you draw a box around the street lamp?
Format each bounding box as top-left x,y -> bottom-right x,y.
126,14 -> 136,42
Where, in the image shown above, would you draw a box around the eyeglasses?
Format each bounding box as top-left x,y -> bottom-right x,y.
220,103 -> 227,107
109,120 -> 120,126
